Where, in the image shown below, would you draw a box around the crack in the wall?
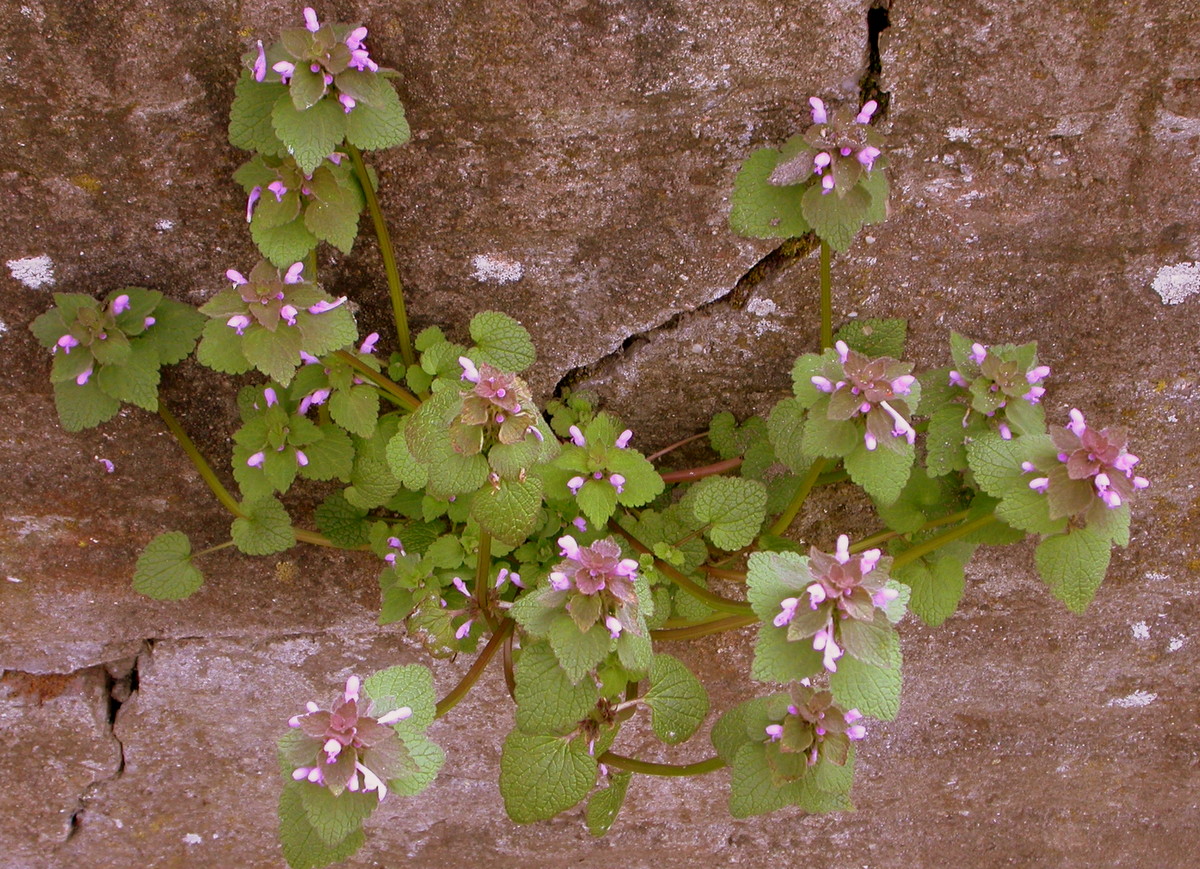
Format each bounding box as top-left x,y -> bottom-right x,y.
59,644 -> 145,846
553,3 -> 893,398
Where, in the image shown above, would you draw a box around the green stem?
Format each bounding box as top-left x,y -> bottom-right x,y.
346,142 -> 414,369
659,457 -> 743,484
647,431 -> 709,463
608,521 -> 752,615
651,614 -> 757,642
194,540 -> 237,558
435,618 -> 514,719
891,513 -> 998,569
702,566 -> 747,582
819,239 -> 833,350
333,350 -> 420,411
597,751 -> 726,777
158,405 -> 245,520
768,458 -> 827,536
475,532 -> 497,630
851,508 -> 973,553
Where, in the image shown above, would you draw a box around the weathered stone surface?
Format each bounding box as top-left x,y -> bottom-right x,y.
2,0 -> 1199,866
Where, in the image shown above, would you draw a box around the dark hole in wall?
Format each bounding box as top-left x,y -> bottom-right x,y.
864,2 -> 892,116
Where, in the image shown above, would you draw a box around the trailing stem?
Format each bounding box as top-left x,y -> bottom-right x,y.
597,751 -> 726,777
346,142 -> 415,369
768,458 -> 827,536
819,239 -> 833,350
435,618 -> 514,719
333,350 -> 421,411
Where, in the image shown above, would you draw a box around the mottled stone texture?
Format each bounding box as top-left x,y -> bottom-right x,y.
1,0 -> 1198,867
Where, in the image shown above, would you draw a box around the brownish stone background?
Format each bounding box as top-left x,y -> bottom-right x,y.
2,1 -> 1198,866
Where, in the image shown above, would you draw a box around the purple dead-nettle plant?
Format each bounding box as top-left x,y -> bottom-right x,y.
452,358 -> 542,454
947,337 -> 1051,440
812,340 -> 917,451
763,684 -> 866,773
773,535 -> 898,672
548,536 -> 641,638
1024,409 -> 1149,518
767,96 -> 885,195
253,6 -> 386,114
285,676 -> 413,800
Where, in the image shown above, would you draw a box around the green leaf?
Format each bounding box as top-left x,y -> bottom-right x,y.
279,781 -> 365,869
683,476 -> 768,551
272,95 -> 347,175
549,618 -> 612,685
838,616 -> 899,669
711,696 -> 773,763
966,433 -> 1042,499
801,182 -> 869,252
469,311 -> 536,373
344,82 -> 411,151
751,623 -> 823,684
861,169 -> 890,224
729,146 -> 810,238
829,654 -> 902,721
132,531 -> 204,600
364,664 -> 437,733
250,215 -> 320,268
313,492 -> 370,548
228,73 -> 288,155
299,424 -> 355,482
304,176 -> 362,253
925,404 -> 971,477
586,772 -> 632,837
345,456 -> 401,510
471,477 -> 544,546
295,782 -> 377,848
834,318 -> 907,360
387,732 -> 445,796
140,299 -> 205,366
514,643 -> 598,735
95,341 -> 161,411
605,447 -> 665,507
729,742 -> 791,818
644,654 -> 709,744
53,378 -> 122,432
328,385 -> 379,439
1035,527 -> 1113,613
499,732 -> 597,824
767,397 -> 808,472
575,478 -> 619,528
196,318 -> 252,376
800,409 -> 861,460
895,555 -> 966,628
297,305 -> 357,358
994,483 -> 1067,536
843,439 -> 914,505
231,496 -> 296,555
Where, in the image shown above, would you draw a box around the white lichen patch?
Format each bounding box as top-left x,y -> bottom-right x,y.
471,254 -> 524,284
1130,621 -> 1150,640
745,297 -> 777,317
945,126 -> 972,142
182,833 -> 203,845
1168,636 -> 1185,652
0,319 -> 8,338
6,254 -> 55,289
1151,262 -> 1200,305
1106,690 -> 1157,708
155,219 -> 175,231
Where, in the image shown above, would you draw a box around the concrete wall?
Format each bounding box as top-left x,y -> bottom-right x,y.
2,1 -> 1198,866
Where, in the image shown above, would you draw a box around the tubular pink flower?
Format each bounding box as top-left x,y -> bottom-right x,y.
338,94 -> 356,113
605,615 -> 623,638
253,40 -> 267,81
273,60 -> 295,82
840,147 -> 852,156
846,724 -> 867,740
948,370 -> 968,387
455,619 -> 473,640
280,304 -> 299,326
891,374 -> 915,394
55,334 -> 79,354
1132,476 -> 1149,490
549,571 -> 571,591
111,294 -> 130,315
813,151 -> 832,172
615,558 -> 638,577
295,450 -> 309,467
572,517 -> 588,532
864,431 -> 878,451
609,473 -> 626,494
283,262 -> 305,284
1027,365 -> 1051,384
805,583 -> 827,609
349,49 -> 378,72
1029,477 -> 1050,493
567,476 -> 585,494
969,342 -> 987,365
821,173 -> 835,194
263,387 -> 278,407
227,314 -> 251,335
299,351 -> 320,365
811,375 -> 835,393
856,100 -> 878,124
872,586 -> 899,608
558,535 -> 581,559
1024,386 -> 1046,403
615,429 -> 633,449
773,597 -> 800,627
298,388 -> 330,414
569,425 -> 586,447
1067,408 -> 1086,436
834,534 -> 851,564
857,145 -> 882,169
812,629 -> 843,673
345,26 -> 368,49
303,7 -> 320,31
358,332 -> 380,354
247,451 -> 265,468
267,180 -> 288,202
879,400 -> 916,443
765,724 -> 784,741
458,356 -> 480,383
998,422 -> 1012,440
308,297 -> 346,313
226,269 -> 248,286
1021,461 -> 1036,472
859,548 -> 882,574
835,340 -> 850,364
245,186 -> 261,222
144,316 -> 156,328
376,706 -> 412,726
451,576 -> 470,596
75,364 -> 93,386
809,97 -> 827,125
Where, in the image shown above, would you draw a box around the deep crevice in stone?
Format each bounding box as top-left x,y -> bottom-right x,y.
61,647 -> 145,845
863,2 -> 892,117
